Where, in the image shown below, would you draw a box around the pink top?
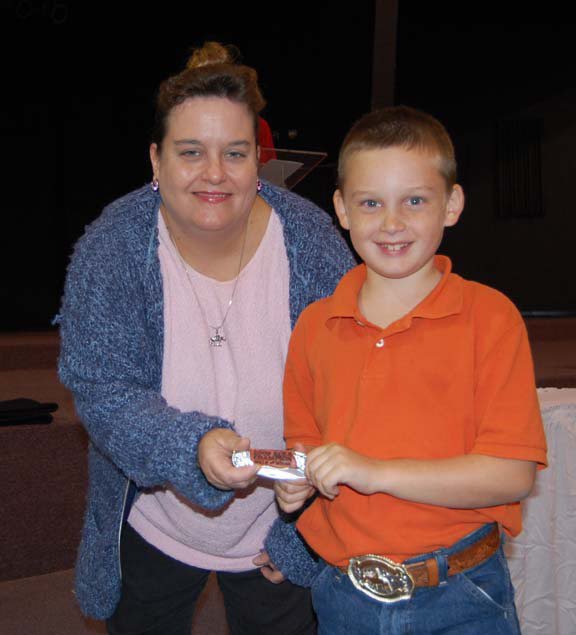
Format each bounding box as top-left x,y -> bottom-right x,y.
128,209 -> 292,571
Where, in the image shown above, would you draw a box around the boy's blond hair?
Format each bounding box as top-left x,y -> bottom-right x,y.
338,106 -> 457,190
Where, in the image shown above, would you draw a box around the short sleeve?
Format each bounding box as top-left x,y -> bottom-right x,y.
472,316 -> 547,468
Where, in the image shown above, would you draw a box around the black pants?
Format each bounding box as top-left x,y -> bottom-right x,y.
106,523 -> 317,635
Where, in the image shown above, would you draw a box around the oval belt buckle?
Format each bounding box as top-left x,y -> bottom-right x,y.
348,555 -> 415,603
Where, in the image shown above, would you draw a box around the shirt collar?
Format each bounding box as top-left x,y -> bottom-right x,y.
326,255 -> 463,324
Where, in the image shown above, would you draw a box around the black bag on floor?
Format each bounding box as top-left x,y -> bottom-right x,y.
0,398 -> 58,425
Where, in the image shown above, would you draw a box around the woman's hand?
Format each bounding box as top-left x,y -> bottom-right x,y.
306,443 -> 379,499
253,550 -> 285,584
198,429 -> 259,490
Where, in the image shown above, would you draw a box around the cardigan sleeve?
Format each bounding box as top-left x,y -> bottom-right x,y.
58,225 -> 235,511
264,517 -> 322,587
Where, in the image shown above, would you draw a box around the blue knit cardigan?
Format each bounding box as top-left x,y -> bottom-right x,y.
57,181 -> 355,619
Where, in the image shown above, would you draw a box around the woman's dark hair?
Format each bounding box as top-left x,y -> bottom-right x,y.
152,42 -> 266,151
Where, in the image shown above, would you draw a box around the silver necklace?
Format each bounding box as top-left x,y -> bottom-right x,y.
168,221 -> 249,347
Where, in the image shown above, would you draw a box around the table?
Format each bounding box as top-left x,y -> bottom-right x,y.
505,388 -> 576,635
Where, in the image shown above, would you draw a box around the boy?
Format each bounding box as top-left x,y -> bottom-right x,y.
274,106 -> 547,634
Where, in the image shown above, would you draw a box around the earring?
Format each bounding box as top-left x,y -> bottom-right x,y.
257,178 -> 262,192
152,178 -> 159,192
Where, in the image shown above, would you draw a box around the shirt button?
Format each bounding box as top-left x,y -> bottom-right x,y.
375,338 -> 385,348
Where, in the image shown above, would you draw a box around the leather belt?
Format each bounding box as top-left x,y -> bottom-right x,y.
339,525 -> 500,603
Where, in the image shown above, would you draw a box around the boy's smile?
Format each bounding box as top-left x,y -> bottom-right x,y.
334,146 -> 464,289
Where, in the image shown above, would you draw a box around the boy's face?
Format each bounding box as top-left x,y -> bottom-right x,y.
334,146 -> 464,284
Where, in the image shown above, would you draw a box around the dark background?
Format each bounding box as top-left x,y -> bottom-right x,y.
1,1 -> 574,330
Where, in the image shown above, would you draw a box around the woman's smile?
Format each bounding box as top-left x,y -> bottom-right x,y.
193,190 -> 233,203
150,97 -> 259,237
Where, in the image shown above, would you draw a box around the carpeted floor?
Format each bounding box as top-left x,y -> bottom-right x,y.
0,569 -> 228,634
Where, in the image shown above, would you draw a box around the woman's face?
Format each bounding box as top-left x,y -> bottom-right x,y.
150,97 -> 259,238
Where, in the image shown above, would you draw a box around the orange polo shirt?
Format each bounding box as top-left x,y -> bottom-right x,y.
284,256 -> 547,567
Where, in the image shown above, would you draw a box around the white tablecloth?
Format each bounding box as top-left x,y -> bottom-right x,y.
505,388 -> 576,635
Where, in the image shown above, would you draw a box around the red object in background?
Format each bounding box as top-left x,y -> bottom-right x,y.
259,116 -> 277,163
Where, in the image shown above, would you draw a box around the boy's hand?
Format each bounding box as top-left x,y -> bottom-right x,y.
274,479 -> 315,513
306,443 -> 379,499
273,443 -> 315,513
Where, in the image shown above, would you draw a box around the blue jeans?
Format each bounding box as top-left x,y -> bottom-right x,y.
311,524 -> 520,635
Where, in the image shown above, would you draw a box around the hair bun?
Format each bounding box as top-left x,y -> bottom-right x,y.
186,41 -> 238,69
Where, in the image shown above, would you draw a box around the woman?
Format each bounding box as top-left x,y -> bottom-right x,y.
58,43 -> 354,634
